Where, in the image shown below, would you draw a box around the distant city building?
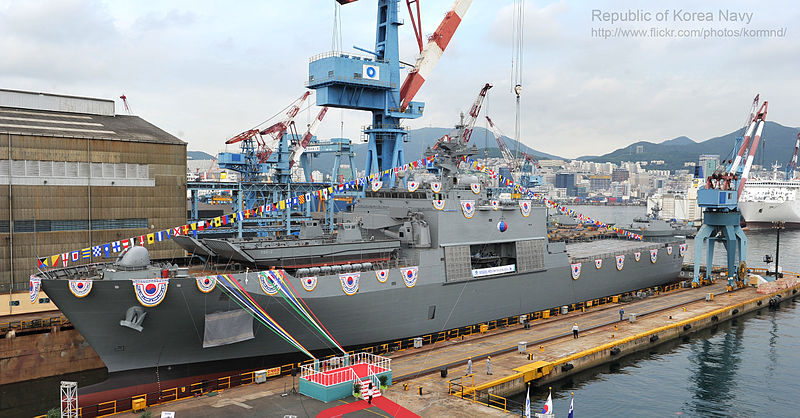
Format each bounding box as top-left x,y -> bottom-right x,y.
555,173 -> 576,196
611,168 -> 629,182
698,154 -> 719,178
589,175 -> 612,191
635,145 -> 645,154
0,89 -> 186,298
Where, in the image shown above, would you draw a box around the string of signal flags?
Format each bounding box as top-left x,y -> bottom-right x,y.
36,154 -> 640,270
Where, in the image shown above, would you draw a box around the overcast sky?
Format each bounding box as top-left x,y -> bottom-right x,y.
1,0 -> 797,159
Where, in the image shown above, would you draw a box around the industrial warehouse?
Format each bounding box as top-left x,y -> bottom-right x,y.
0,88 -> 186,307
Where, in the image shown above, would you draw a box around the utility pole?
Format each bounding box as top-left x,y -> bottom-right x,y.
773,221 -> 784,278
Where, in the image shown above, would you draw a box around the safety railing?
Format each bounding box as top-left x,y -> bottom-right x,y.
299,352 -> 391,387
0,315 -> 71,333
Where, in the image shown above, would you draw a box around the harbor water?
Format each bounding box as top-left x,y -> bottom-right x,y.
514,205 -> 800,417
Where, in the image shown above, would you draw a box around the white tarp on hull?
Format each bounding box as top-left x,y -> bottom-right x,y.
203,309 -> 254,348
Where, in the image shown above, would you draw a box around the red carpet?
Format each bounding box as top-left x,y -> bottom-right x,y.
316,400 -> 371,418
371,396 -> 421,418
316,397 -> 420,418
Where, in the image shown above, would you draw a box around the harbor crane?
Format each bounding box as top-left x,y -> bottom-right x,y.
486,115 -> 518,172
433,83 -> 492,149
785,132 -> 800,180
694,95 -> 769,288
486,116 -> 543,188
225,91 -> 311,166
309,0 -> 472,185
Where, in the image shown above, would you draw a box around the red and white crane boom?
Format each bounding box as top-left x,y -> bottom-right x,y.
225,91 -> 312,163
486,116 -> 517,172
432,83 -> 491,150
289,107 -> 330,168
399,0 -> 472,111
738,101 -> 769,195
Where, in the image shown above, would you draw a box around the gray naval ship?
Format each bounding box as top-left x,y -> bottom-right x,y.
37,141 -> 685,398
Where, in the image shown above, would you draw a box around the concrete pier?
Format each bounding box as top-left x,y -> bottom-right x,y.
75,275 -> 800,417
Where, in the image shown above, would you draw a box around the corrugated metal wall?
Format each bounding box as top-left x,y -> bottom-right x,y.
0,132 -> 186,294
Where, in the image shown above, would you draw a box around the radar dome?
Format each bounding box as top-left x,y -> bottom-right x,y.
117,246 -> 150,269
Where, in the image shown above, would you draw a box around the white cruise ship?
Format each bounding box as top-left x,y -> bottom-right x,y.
739,178 -> 800,228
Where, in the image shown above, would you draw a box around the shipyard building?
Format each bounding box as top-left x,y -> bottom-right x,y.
0,89 -> 186,303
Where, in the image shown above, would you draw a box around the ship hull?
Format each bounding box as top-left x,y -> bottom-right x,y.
739,199 -> 800,228
42,242 -> 683,400
739,180 -> 800,228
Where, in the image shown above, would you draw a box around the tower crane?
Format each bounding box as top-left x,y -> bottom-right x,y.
289,106 -> 330,168
433,83 -> 492,149
694,95 -> 769,288
785,132 -> 800,180
485,115 -> 517,172
310,0 -> 472,185
225,91 -> 311,164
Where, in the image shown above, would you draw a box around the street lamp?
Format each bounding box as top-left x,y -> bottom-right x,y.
771,221 -> 785,278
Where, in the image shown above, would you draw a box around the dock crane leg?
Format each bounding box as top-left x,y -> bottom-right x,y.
693,225 -> 712,285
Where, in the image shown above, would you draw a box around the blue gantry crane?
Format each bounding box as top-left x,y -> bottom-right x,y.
307,0 -> 472,185
694,96 -> 769,288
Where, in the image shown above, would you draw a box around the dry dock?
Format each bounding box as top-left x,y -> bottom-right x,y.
73,274 -> 800,418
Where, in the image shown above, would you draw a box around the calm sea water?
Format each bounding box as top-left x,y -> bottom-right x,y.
512,205 -> 800,417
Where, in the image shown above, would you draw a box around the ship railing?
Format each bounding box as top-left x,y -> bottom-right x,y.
569,242 -> 665,264
299,352 -> 391,387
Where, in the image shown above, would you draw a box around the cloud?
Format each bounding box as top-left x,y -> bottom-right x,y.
0,0 -> 798,160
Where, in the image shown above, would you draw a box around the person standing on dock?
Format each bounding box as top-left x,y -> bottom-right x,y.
367,382 -> 374,404
572,323 -> 580,339
466,358 -> 473,375
619,307 -> 625,321
486,356 -> 493,375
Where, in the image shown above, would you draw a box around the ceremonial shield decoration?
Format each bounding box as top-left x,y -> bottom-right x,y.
430,182 -> 442,193
196,276 -> 216,293
634,252 -> 641,262
667,246 -> 673,255
371,181 -> 383,192
68,280 -> 93,298
259,272 -> 279,295
679,244 -> 687,257
29,276 -> 41,304
471,183 -> 481,194
302,276 -> 317,292
432,199 -> 446,210
519,200 -> 532,217
400,266 -> 419,288
497,220 -> 508,232
650,249 -> 658,263
339,272 -> 360,295
132,279 -> 169,307
595,259 -> 603,269
460,200 -> 476,219
407,181 -> 420,192
490,199 -> 500,210
571,263 -> 581,280
375,269 -> 389,283
615,255 -> 625,271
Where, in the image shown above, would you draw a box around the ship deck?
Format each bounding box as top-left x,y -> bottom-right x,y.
565,238 -> 660,262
